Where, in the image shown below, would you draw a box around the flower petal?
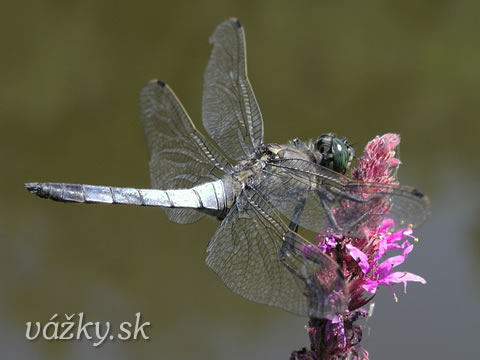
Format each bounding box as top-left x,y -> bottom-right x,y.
362,281 -> 379,294
376,244 -> 414,277
346,244 -> 370,274
383,272 -> 427,293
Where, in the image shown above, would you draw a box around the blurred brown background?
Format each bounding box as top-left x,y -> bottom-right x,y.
1,1 -> 479,359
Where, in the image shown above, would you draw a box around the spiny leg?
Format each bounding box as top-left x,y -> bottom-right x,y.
319,190 -> 384,235
280,198 -> 307,280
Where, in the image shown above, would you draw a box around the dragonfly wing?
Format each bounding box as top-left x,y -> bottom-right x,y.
140,80 -> 232,223
258,159 -> 430,235
202,18 -> 264,162
206,188 -> 347,318
342,181 -> 430,232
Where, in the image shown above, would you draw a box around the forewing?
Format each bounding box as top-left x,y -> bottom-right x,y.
342,182 -> 430,232
202,18 -> 264,162
206,188 -> 347,318
258,159 -> 430,235
140,80 -> 232,223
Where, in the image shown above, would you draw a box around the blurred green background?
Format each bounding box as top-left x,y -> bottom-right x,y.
1,1 -> 479,359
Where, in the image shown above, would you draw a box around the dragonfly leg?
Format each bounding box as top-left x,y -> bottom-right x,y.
280,198 -> 305,258
326,186 -> 368,203
320,193 -> 383,235
279,199 -> 309,281
319,195 -> 344,233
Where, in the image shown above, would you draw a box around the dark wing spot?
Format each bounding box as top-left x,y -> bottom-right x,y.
235,19 -> 242,28
157,80 -> 166,87
411,188 -> 424,198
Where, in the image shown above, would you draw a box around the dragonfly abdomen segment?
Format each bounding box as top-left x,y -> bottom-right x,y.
24,180 -> 227,211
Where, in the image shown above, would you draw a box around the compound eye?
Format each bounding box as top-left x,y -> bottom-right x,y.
315,133 -> 333,154
316,143 -> 326,153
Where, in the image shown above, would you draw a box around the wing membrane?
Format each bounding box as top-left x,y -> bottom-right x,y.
256,159 -> 430,235
206,188 -> 347,318
202,18 -> 264,162
140,80 -> 232,223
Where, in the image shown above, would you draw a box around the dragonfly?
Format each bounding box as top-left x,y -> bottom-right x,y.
25,18 -> 429,318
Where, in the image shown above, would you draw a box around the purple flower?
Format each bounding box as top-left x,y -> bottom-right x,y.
352,133 -> 401,184
349,219 -> 427,302
292,134 -> 426,360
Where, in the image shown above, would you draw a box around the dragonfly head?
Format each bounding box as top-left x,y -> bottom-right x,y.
314,133 -> 355,174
